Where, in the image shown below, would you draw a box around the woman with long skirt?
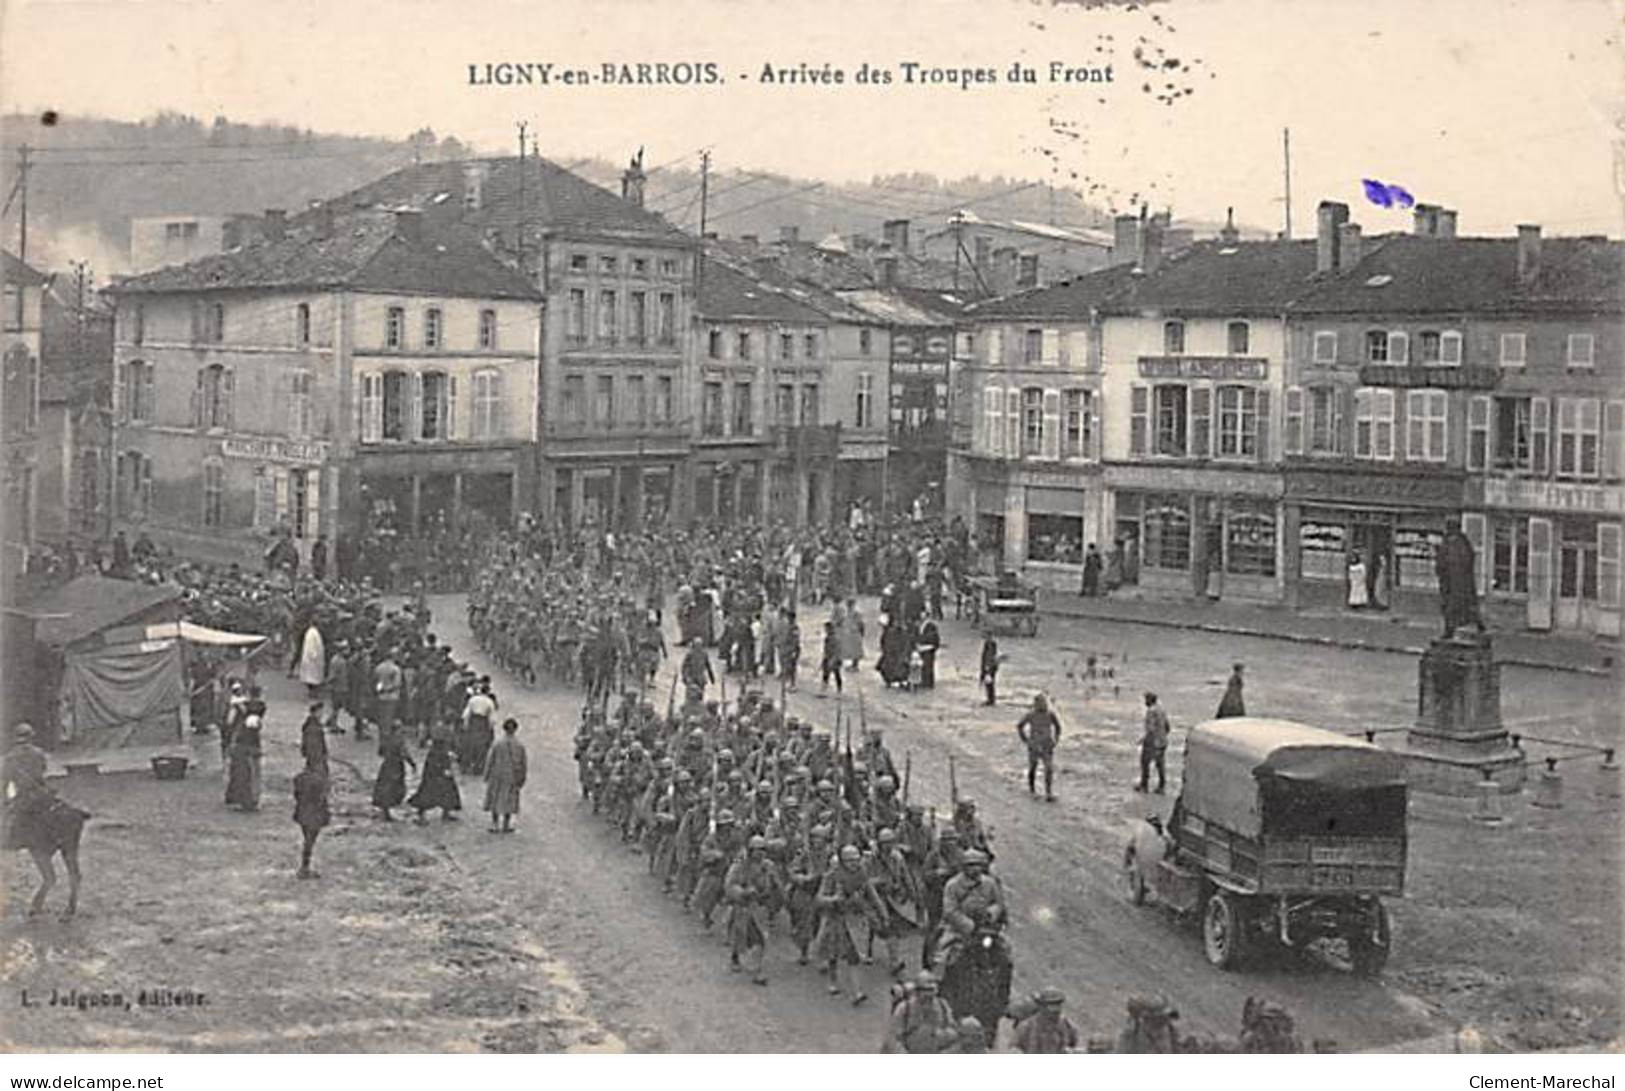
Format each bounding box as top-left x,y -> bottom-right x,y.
409,736 -> 462,823
225,713 -> 263,811
372,729 -> 416,821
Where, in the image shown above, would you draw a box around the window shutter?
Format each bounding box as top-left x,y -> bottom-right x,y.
1041,329 -> 1060,367
1006,386 -> 1021,460
1065,330 -> 1089,370
305,469 -> 321,539
1599,523 -> 1622,610
1191,384 -> 1212,458
1462,512 -> 1488,596
985,388 -> 1003,455
366,374 -> 384,442
1527,516 -> 1553,630
279,371 -> 294,435
1041,389 -> 1060,459
142,367 -> 156,424
1390,331 -> 1410,365
491,372 -> 506,435
986,329 -> 1003,367
191,368 -> 204,428
411,371 -> 424,442
1129,384 -> 1148,456
273,469 -> 290,526
1284,386 -> 1304,454
222,368 -> 235,430
1376,389 -> 1396,460
1467,395 -> 1491,471
1335,385 -> 1353,454
447,374 -> 461,441
1405,390 -> 1426,462
1255,388 -> 1271,461
1531,396 -> 1551,477
1604,401 -> 1624,481
1088,396 -> 1101,460
140,457 -> 153,514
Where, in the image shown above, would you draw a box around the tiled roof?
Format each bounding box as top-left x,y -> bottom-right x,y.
965,261 -> 1143,319
317,156 -> 688,244
1289,234 -> 1624,315
838,288 -> 960,326
1112,239 -> 1320,315
2,249 -> 48,287
108,211 -> 539,300
698,255 -> 832,324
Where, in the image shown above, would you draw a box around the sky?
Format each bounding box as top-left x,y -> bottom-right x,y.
1,0 -> 1620,236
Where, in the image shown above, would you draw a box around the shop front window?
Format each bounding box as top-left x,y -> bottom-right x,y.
1225,505 -> 1276,577
1143,492 -> 1191,570
1027,513 -> 1082,564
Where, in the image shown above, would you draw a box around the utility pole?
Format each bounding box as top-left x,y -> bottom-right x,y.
952,211 -> 962,292
17,144 -> 30,262
1282,127 -> 1293,240
698,149 -> 711,237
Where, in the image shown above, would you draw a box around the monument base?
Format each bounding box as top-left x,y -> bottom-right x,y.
1401,632 -> 1528,796
1396,731 -> 1527,796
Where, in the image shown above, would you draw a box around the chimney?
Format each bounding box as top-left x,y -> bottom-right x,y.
1017,253 -> 1039,289
1412,203 -> 1440,237
876,254 -> 898,288
1141,216 -> 1166,274
1316,200 -> 1349,274
1338,222 -> 1363,270
394,208 -> 423,243
620,150 -> 647,208
1220,207 -> 1239,246
973,235 -> 991,274
992,246 -> 1020,294
309,202 -> 335,239
1113,213 -> 1141,267
1517,224 -> 1542,286
882,218 -> 911,254
779,225 -> 800,244
262,209 -> 287,241
1436,209 -> 1458,238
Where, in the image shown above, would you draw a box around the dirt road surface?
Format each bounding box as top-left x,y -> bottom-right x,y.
4,593 -> 1616,1052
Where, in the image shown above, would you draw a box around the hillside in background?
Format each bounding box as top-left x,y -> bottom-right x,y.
0,112 -> 1248,284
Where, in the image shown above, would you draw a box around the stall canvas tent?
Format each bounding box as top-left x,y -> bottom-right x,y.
5,575 -> 265,758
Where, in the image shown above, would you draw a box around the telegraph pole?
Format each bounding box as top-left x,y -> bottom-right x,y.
516,121 -> 528,270
1282,127 -> 1293,239
17,144 -> 30,262
697,149 -> 711,237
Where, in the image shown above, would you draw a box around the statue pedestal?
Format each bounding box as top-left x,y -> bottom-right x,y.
1398,634 -> 1526,796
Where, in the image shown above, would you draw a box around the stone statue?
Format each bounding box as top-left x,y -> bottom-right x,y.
1434,526 -> 1485,639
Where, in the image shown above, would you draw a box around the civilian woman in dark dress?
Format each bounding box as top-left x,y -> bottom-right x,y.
915,620 -> 942,689
409,736 -> 462,823
372,730 -> 416,821
225,713 -> 263,811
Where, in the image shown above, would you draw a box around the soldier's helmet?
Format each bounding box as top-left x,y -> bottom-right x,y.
1038,987 -> 1066,1007
877,827 -> 897,845
688,728 -> 706,743
727,769 -> 745,783
877,776 -> 896,793
816,779 -> 836,794
810,823 -> 832,841
780,795 -> 800,808
715,809 -> 735,826
962,849 -> 989,868
757,780 -> 774,795
839,844 -> 862,864
748,835 -> 768,851
675,769 -> 693,785
793,765 -> 812,780
657,757 -> 675,771
718,749 -> 735,764
915,970 -> 939,992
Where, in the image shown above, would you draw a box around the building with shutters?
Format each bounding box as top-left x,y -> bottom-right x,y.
2,250 -> 48,590
324,154 -> 696,531
106,206 -> 541,568
1284,204 -> 1623,636
952,216 -> 1310,599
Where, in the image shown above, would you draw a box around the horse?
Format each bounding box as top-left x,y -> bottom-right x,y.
8,798 -> 90,920
937,925 -> 1013,1050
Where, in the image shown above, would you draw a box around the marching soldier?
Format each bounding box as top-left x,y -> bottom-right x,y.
814,843 -> 886,1005
868,827 -> 921,977
881,971 -> 958,1054
724,835 -> 780,985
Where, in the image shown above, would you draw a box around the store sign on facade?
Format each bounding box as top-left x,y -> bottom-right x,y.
1137,356 -> 1267,381
220,437 -> 328,465
1480,478 -> 1623,515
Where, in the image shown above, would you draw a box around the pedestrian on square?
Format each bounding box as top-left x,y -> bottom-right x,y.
1013,988 -> 1082,1053
1216,663 -> 1246,719
409,735 -> 462,823
373,647 -> 403,747
292,754 -> 330,879
1017,693 -> 1062,802
978,635 -> 1000,707
225,712 -> 263,811
371,727 -> 415,822
299,701 -> 329,776
1081,544 -> 1102,597
483,717 -> 527,833
1136,692 -> 1170,794
820,619 -> 843,694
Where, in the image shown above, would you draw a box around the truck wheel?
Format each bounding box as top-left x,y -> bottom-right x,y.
1203,892 -> 1246,970
1348,901 -> 1392,977
1123,845 -> 1148,905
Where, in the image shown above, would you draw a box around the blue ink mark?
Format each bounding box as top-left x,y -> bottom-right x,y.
1363,178 -> 1419,210
1362,179 -> 1394,208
